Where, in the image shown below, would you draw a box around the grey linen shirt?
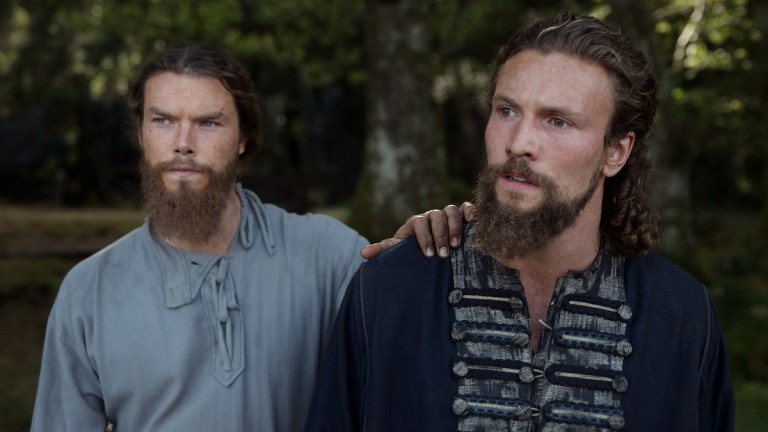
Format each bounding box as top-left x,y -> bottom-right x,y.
31,184 -> 367,431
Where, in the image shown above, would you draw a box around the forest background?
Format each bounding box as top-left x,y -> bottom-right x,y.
1,0 -> 766,430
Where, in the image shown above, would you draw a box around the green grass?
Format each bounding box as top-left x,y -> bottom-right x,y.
0,299 -> 53,431
0,258 -> 73,299
735,381 -> 768,431
0,205 -> 143,249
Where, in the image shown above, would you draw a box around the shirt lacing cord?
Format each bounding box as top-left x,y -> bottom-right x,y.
212,256 -> 233,372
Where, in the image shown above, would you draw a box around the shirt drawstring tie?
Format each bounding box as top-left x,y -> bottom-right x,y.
212,256 -> 233,371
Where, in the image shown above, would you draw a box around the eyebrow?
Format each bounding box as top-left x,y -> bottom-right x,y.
541,105 -> 583,122
491,94 -> 517,107
492,94 -> 584,122
146,106 -> 231,121
146,106 -> 173,118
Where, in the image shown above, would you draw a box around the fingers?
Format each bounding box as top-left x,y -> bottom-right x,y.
360,243 -> 384,260
360,238 -> 403,260
365,203 -> 474,261
397,213 -> 434,258
420,209 -> 450,258
403,205 -> 470,258
442,204 -> 463,249
459,201 -> 477,222
364,213 -> 437,260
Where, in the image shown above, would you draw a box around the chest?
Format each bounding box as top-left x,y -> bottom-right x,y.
449,246 -> 632,431
88,255 -> 336,421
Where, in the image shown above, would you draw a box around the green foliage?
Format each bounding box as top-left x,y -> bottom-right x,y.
735,380 -> 768,431
682,211 -> 768,382
650,0 -> 767,211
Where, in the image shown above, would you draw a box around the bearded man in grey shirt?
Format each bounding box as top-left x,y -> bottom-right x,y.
31,43 -> 468,432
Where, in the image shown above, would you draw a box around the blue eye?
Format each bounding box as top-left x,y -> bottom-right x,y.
151,117 -> 170,125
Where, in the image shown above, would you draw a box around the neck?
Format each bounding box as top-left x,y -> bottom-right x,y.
161,187 -> 243,255
492,186 -> 604,294
490,190 -> 604,353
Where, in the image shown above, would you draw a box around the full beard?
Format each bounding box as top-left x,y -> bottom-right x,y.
140,157 -> 238,246
474,159 -> 600,261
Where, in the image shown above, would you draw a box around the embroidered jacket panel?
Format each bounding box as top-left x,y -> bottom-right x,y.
450,225 -> 630,431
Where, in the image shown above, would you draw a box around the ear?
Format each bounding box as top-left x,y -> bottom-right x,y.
238,139 -> 246,155
602,132 -> 635,178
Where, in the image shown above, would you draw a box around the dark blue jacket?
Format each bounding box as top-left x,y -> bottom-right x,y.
305,237 -> 734,431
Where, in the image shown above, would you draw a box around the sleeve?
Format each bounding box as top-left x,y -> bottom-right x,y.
304,265 -> 369,432
306,214 -> 368,358
30,297 -> 107,431
697,295 -> 736,432
312,214 -> 368,292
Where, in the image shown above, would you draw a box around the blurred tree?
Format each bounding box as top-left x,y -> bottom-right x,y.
350,0 -> 449,240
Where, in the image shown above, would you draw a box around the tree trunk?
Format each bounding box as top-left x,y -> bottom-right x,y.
351,0 -> 449,240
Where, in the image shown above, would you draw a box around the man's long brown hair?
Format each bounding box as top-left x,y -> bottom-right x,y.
487,12 -> 660,257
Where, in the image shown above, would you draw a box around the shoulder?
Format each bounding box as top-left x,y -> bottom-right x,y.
48,227 -> 149,339
55,226 -> 149,308
344,237 -> 455,350
63,226 -> 148,284
625,250 -> 700,286
356,236 -> 452,296
250,201 -> 367,278
240,187 -> 367,248
364,236 -> 440,271
262,203 -> 367,244
624,250 -> 705,304
623,250 -> 714,341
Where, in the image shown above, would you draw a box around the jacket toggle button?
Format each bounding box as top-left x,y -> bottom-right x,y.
617,304 -> 633,321
451,322 -> 468,341
616,339 -> 633,356
508,296 -> 523,311
612,375 -> 629,392
452,398 -> 469,416
452,360 -> 469,377
448,289 -> 463,305
519,366 -> 535,383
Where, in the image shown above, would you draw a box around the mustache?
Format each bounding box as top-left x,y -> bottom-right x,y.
150,159 -> 214,173
484,159 -> 548,187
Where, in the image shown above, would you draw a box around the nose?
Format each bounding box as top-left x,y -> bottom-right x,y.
174,123 -> 195,155
505,118 -> 538,160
